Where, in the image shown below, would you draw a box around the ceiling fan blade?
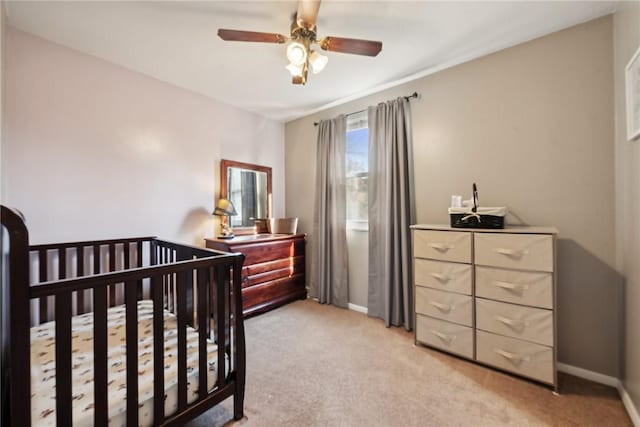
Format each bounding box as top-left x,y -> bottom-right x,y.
218,29 -> 287,44
319,36 -> 382,57
296,0 -> 321,29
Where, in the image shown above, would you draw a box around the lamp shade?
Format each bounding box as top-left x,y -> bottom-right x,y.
213,198 -> 237,216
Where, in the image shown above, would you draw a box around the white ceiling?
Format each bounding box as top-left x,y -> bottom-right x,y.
5,1 -> 616,122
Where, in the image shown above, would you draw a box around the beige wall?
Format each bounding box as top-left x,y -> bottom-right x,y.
614,1 -> 640,416
286,16 -> 619,376
2,27 -> 285,245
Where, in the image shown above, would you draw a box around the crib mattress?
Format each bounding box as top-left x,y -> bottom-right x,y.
30,300 -> 224,427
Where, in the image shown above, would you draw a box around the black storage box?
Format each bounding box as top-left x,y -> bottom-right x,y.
448,207 -> 507,229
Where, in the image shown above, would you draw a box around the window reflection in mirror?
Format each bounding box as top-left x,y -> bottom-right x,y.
220,159 -> 272,234
227,167 -> 268,227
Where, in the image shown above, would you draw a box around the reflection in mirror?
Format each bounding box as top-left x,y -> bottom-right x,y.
220,159 -> 272,234
228,168 -> 267,227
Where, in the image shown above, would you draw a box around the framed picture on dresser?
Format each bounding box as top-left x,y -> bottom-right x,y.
626,44 -> 640,141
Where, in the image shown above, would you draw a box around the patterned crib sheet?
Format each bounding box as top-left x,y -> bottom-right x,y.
31,300 -> 224,427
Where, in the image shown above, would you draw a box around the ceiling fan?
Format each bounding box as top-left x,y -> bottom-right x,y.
217,0 -> 383,85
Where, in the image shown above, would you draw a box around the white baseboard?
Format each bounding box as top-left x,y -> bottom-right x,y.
619,384 -> 640,427
347,303 -> 368,314
557,363 -> 639,426
557,363 -> 619,387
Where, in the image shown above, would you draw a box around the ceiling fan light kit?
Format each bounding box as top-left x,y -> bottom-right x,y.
217,0 -> 382,85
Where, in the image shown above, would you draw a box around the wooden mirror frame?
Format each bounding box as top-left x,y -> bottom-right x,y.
220,159 -> 273,235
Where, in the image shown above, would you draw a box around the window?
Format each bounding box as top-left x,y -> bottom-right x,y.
345,112 -> 368,230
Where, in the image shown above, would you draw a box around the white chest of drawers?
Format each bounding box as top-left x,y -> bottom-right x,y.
411,224 -> 558,389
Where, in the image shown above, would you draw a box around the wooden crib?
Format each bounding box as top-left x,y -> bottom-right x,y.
1,205 -> 246,426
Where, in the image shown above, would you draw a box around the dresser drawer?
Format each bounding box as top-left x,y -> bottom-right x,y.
415,259 -> 472,295
476,330 -> 554,384
416,314 -> 473,359
476,298 -> 553,346
236,239 -> 304,265
415,287 -> 472,327
414,230 -> 471,263
475,266 -> 553,309
474,233 -> 553,272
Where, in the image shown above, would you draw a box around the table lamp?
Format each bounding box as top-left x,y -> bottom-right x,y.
213,198 -> 237,239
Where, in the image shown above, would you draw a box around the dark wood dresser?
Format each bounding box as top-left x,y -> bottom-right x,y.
204,234 -> 307,317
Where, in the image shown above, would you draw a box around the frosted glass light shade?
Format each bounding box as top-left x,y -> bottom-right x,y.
286,63 -> 304,77
309,51 -> 328,74
286,42 -> 307,66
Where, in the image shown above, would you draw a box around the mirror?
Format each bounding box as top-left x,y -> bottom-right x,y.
220,159 -> 272,234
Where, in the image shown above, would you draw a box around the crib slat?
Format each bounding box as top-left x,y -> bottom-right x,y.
197,268 -> 208,400
165,248 -> 172,311
39,249 -> 48,322
152,274 -> 165,424
55,292 -> 72,426
109,244 -> 116,306
170,249 -> 176,312
58,247 -> 66,279
76,246 -> 85,313
94,286 -> 108,427
125,280 -> 139,426
137,241 -> 144,300
137,240 -> 143,267
177,270 -> 188,411
124,242 -> 130,269
216,266 -> 225,387
93,244 -> 101,274
150,242 -> 157,300
150,240 -> 157,265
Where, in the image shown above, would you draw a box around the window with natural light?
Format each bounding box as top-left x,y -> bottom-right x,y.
346,112 -> 368,230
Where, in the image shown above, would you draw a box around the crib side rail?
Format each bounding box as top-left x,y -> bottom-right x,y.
29,250 -> 244,427
30,236 -> 156,320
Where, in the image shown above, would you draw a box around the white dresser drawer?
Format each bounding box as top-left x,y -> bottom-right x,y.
414,230 -> 471,264
416,314 -> 473,359
476,330 -> 554,384
475,266 -> 553,309
415,259 -> 472,295
415,287 -> 472,326
476,298 -> 553,346
474,233 -> 553,272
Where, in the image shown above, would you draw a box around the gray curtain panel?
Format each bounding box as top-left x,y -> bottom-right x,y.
367,98 -> 416,330
310,116 -> 349,308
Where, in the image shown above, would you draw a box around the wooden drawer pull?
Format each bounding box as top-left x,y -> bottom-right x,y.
493,315 -> 529,329
429,300 -> 453,312
430,329 -> 456,343
493,281 -> 529,292
429,272 -> 451,282
428,242 -> 453,251
494,348 -> 530,363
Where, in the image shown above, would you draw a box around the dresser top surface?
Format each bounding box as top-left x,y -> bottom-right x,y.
205,233 -> 306,245
411,224 -> 558,234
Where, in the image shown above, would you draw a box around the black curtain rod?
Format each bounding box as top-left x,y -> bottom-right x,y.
313,92 -> 418,126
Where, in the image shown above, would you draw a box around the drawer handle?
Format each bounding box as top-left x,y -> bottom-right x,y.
428,242 -> 453,251
494,348 -> 530,363
493,281 -> 529,292
430,329 -> 456,344
494,248 -> 529,258
493,315 -> 529,329
429,272 -> 451,283
429,300 -> 453,312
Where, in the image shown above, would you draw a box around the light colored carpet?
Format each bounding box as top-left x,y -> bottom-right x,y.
186,299 -> 631,427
